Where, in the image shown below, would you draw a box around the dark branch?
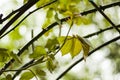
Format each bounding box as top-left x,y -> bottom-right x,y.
0,0 -> 39,36
84,24 -> 120,38
0,0 -> 58,39
56,35 -> 120,80
89,0 -> 120,34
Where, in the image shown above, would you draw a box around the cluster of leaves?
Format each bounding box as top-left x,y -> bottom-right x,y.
58,35 -> 90,60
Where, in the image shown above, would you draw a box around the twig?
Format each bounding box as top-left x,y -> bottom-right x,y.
89,0 -> 120,34
84,24 -> 120,38
56,35 -> 120,80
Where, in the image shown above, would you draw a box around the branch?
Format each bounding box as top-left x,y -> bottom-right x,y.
89,0 -> 120,34
84,24 -> 120,38
0,0 -> 120,76
0,0 -> 58,39
56,35 -> 120,80
0,0 -> 39,36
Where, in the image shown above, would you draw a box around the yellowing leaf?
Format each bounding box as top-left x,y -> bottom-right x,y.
58,35 -> 90,60
70,37 -> 82,58
76,35 -> 90,60
29,46 -> 47,59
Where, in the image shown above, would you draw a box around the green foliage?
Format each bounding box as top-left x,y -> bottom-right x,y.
35,68 -> 46,76
45,38 -> 59,52
29,46 -> 47,59
46,57 -> 57,73
6,74 -> 12,80
20,71 -> 34,80
10,52 -> 22,64
0,48 -> 10,62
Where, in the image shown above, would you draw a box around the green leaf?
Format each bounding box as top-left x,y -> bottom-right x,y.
20,72 -> 34,80
6,74 -> 12,80
46,58 -> 56,73
70,37 -> 82,58
29,46 -> 47,59
0,48 -> 9,62
46,8 -> 54,19
55,12 -> 61,25
36,0 -> 50,7
23,0 -> 28,4
45,38 -> 59,52
57,36 -> 73,55
10,52 -> 22,64
35,68 -> 46,76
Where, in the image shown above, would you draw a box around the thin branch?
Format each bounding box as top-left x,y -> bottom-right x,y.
89,0 -> 120,34
56,35 -> 120,80
12,59 -> 35,79
84,24 -> 120,38
12,57 -> 44,79
31,29 -> 34,51
0,0 -> 39,36
27,69 -> 38,80
0,0 -> 58,39
0,0 -> 120,76
55,21 -> 73,55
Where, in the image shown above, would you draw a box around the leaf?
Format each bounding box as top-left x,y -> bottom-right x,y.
0,48 -> 9,62
6,74 -> 12,80
23,0 -> 28,4
46,57 -> 56,73
29,46 -> 47,59
10,52 -> 22,64
70,37 -> 82,58
58,35 -> 90,59
35,68 -> 46,76
36,0 -> 50,7
77,35 -> 90,60
57,36 -> 73,55
20,72 -> 34,80
46,8 -> 54,19
55,12 -> 61,25
45,38 -> 59,51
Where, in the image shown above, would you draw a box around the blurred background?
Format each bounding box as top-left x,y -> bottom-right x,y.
0,0 -> 120,80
